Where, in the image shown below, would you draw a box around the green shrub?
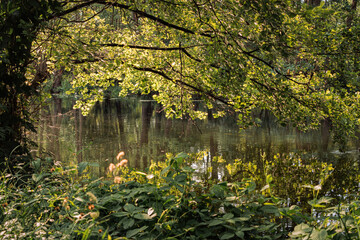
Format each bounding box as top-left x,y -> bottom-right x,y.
1,153 -> 360,239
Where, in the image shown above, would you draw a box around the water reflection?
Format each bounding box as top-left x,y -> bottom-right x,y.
33,96 -> 360,203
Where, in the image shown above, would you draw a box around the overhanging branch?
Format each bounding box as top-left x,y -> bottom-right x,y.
131,65 -> 232,106
50,0 -> 213,38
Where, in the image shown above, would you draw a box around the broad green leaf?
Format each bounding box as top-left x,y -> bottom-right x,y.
234,216 -> 251,222
220,232 -> 234,240
260,205 -> 279,214
310,229 -> 328,240
208,219 -> 223,226
134,213 -> 154,220
174,173 -> 187,183
291,223 -> 312,237
32,173 -> 45,182
124,204 -> 136,213
112,211 -> 128,218
126,226 -> 148,239
223,213 -> 234,220
210,185 -> 226,198
77,162 -> 89,174
235,231 -> 244,239
123,218 -> 135,229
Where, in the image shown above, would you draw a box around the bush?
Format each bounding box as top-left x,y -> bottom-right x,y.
0,153 -> 360,239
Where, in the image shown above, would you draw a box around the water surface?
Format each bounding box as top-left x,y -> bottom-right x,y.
33,96 -> 360,206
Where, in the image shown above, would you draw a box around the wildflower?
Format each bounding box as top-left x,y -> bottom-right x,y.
86,192 -> 98,203
108,163 -> 116,172
88,203 -> 95,210
90,211 -> 100,219
118,159 -> 128,167
50,167 -> 55,172
98,229 -> 102,233
114,176 -> 122,184
116,151 -> 125,161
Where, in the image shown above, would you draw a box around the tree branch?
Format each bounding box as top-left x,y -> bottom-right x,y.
58,4 -> 109,23
131,65 -> 232,106
108,1 -> 213,38
48,0 -> 102,20
50,0 -> 213,38
100,43 -> 222,69
100,43 -> 197,51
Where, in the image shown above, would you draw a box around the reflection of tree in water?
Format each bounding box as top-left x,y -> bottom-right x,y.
320,154 -> 360,202
136,100 -> 154,169
38,96 -> 63,161
74,108 -> 83,163
34,97 -> 360,208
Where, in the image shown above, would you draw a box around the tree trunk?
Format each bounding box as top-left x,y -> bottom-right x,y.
347,0 -> 358,27
305,0 -> 321,6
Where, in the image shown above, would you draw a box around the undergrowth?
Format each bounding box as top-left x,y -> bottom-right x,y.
0,153 -> 359,239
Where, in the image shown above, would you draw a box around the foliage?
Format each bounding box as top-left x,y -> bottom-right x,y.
0,153 -> 281,239
2,0 -> 360,166
25,0 -> 360,149
1,153 -> 360,239
0,0 -> 62,166
285,197 -> 360,240
226,153 -> 334,202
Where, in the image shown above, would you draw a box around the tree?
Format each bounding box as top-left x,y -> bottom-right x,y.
1,0 -> 360,167
0,0 -> 62,169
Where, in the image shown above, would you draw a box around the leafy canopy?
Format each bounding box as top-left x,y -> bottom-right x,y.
4,0 -> 360,154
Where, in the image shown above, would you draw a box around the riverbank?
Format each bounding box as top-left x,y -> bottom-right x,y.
1,153 -> 359,239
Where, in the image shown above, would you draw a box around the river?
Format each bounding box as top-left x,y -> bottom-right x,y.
32,95 -> 360,208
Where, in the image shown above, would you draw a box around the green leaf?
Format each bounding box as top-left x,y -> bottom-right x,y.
291,223 -> 312,237
174,173 -> 187,183
112,211 -> 128,218
220,232 -> 234,240
126,226 -> 148,238
310,229 -> 328,240
134,213 -> 154,220
77,162 -> 89,174
134,171 -> 147,176
240,227 -> 255,232
123,218 -> 135,229
245,181 -> 256,193
175,152 -> 188,162
223,213 -> 234,220
235,231 -> 244,239
124,204 -> 136,213
210,185 -> 226,198
266,174 -> 273,183
208,219 -> 223,226
32,173 -> 45,182
260,205 -> 279,214
234,215 -> 251,222
81,228 -> 91,240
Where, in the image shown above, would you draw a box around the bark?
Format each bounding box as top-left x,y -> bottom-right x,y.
51,67 -> 64,94
347,0 -> 358,27
305,0 -> 321,6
